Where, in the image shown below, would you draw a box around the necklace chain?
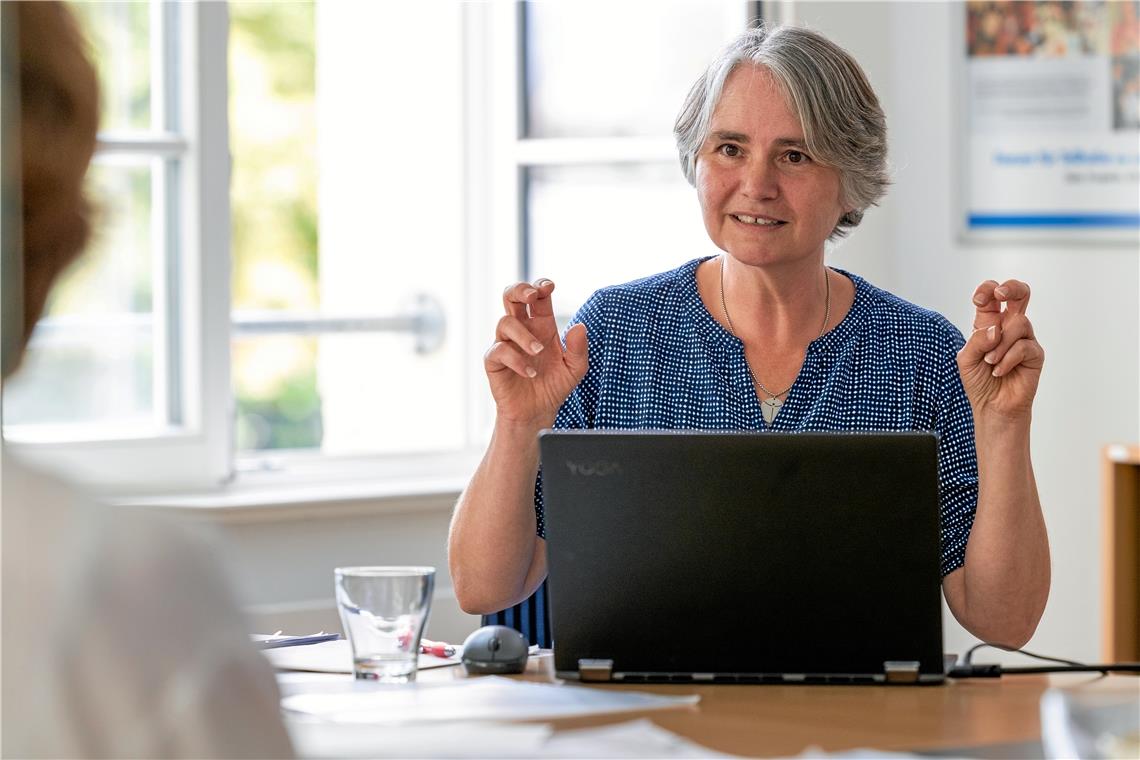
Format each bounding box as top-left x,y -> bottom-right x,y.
718,255 -> 831,403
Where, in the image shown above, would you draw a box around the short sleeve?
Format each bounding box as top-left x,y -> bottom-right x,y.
534,290 -> 609,540
932,324 -> 979,576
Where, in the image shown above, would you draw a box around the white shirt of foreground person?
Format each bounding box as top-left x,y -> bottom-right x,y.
1,450 -> 294,758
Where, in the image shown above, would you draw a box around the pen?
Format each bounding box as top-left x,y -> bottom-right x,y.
420,638 -> 457,657
253,631 -> 341,649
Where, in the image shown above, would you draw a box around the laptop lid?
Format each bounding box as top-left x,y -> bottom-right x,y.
540,431 -> 945,684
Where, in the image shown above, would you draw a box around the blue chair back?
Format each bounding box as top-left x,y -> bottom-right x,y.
481,579 -> 551,648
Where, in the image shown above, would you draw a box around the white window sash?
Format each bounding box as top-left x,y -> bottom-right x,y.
7,2 -> 231,494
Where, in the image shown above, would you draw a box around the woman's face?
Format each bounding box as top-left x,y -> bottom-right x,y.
695,64 -> 847,269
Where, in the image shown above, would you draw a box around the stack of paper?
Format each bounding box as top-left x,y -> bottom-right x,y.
286,720 -> 551,759
281,675 -> 699,725
287,717 -> 732,759
277,654 -> 718,757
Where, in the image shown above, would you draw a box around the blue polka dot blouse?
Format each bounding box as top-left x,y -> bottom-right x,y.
485,256 -> 979,646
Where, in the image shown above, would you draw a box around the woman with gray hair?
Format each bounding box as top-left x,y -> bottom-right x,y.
450,25 -> 1049,650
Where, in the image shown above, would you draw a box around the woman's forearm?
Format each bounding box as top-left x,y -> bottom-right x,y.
955,413 -> 1050,646
448,420 -> 548,615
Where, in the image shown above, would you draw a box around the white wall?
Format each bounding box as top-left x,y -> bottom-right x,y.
199,494 -> 480,644
808,0 -> 897,291
801,1 -> 1140,662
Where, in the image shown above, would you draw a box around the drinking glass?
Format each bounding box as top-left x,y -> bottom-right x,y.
334,566 -> 435,682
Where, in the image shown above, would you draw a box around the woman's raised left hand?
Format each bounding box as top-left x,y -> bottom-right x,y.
956,279 -> 1045,422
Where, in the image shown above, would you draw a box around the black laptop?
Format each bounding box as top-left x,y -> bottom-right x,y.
539,431 -> 946,685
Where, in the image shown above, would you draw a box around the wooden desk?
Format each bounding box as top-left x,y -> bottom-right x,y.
387,655 -> 1137,757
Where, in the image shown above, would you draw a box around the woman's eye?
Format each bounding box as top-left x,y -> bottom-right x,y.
719,144 -> 741,157
786,150 -> 808,164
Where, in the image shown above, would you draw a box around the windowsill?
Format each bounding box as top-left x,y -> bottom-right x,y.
117,475 -> 466,523
112,448 -> 485,519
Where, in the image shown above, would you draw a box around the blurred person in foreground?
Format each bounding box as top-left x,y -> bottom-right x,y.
450,24 -> 1049,650
1,4 -> 293,756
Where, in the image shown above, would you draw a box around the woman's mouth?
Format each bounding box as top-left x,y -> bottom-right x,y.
732,213 -> 785,227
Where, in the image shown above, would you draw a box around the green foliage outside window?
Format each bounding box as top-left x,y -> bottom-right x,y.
230,1 -> 322,451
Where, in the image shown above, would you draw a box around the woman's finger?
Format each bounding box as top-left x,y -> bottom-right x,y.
563,322 -> 590,381
994,279 -> 1031,315
502,282 -> 539,320
991,338 -> 1045,378
495,315 -> 545,356
527,278 -> 557,318
982,313 -> 1034,367
483,341 -> 537,379
959,323 -> 1001,369
971,279 -> 1002,329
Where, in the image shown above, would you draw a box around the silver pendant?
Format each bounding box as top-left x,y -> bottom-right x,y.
761,395 -> 782,425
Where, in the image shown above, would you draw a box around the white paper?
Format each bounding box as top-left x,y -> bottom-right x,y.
1040,687 -> 1140,760
263,638 -> 459,673
288,718 -> 735,759
542,719 -> 737,758
796,749 -> 922,759
287,720 -> 553,759
281,676 -> 699,725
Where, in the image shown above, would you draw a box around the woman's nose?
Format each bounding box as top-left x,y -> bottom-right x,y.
741,159 -> 779,200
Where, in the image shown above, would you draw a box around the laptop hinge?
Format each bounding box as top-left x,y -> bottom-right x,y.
578,659 -> 614,682
883,660 -> 921,683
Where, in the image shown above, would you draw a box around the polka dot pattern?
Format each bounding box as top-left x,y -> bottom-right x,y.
488,256 -> 979,645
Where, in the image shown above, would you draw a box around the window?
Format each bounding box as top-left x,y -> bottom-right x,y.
4,1 -> 759,493
231,1 -> 470,471
6,2 -> 171,435
4,2 -> 231,491
516,2 -> 751,315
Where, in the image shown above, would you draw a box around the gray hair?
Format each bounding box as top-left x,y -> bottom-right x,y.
674,24 -> 888,239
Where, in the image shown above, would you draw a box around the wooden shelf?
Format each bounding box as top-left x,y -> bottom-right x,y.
1102,443 -> 1140,662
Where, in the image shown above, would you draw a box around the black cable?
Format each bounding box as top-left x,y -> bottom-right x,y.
1000,664 -> 1140,674
949,643 -> 1140,678
959,642 -> 1085,668
950,663 -> 1140,678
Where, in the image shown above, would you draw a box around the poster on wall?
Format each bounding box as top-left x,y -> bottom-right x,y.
961,1 -> 1140,242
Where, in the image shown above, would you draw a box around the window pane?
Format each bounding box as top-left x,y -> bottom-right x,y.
315,2 -> 466,458
234,335 -> 322,451
4,162 -> 156,429
524,1 -> 746,138
70,0 -> 152,132
2,325 -> 154,430
318,331 -> 464,457
232,328 -> 466,457
231,1 -> 467,457
526,164 -> 720,314
230,1 -> 320,451
52,160 -> 155,314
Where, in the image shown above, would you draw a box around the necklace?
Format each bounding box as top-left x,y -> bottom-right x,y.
718,256 -> 831,426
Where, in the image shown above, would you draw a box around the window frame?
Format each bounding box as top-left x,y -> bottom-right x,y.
6,2 -> 232,493
216,1 -> 500,492
5,0 -> 776,497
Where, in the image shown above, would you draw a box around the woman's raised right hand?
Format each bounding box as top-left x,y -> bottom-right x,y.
484,279 -> 589,428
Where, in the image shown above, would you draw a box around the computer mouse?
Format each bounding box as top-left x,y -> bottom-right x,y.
461,625 -> 529,675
